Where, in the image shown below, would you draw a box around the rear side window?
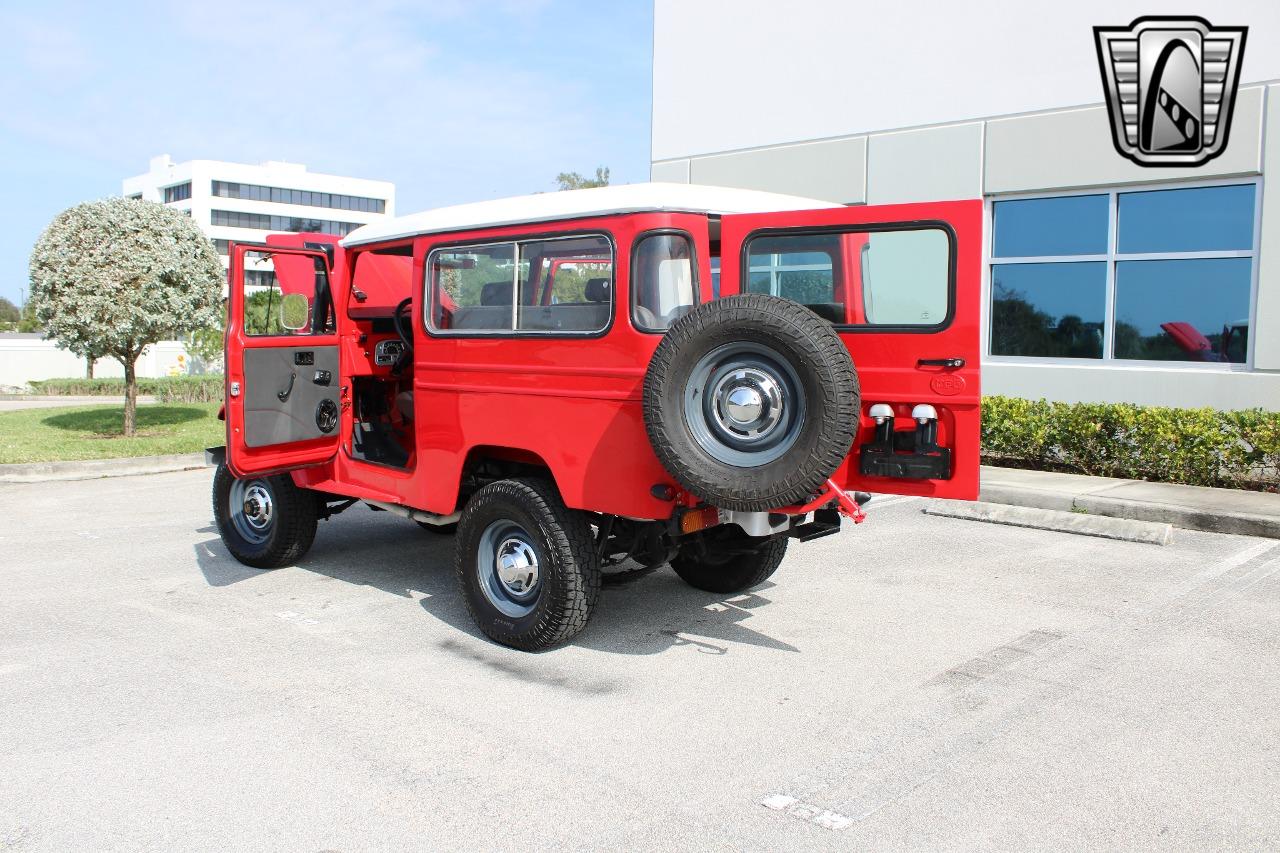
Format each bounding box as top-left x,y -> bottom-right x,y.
632,232 -> 696,331
428,234 -> 613,335
743,227 -> 952,328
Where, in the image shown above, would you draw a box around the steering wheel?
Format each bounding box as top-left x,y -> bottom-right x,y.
391,297 -> 414,375
393,297 -> 414,352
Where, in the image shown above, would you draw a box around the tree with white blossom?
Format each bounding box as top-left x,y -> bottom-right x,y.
28,198 -> 223,435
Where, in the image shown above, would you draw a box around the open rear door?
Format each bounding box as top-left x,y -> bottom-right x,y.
719,200 -> 982,499
226,244 -> 342,477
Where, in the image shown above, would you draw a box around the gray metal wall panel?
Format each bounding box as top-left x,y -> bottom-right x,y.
688,137 -> 866,203
1253,84 -> 1280,370
985,86 -> 1265,194
650,160 -> 690,183
985,362 -> 1280,411
866,123 -> 983,204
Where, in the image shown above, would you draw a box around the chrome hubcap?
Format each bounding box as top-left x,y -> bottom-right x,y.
242,485 -> 273,530
683,342 -> 806,468
495,537 -> 539,595
477,521 -> 542,618
713,367 -> 785,441
229,479 -> 275,545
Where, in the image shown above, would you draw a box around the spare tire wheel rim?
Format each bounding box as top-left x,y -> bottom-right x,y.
477,520 -> 542,618
683,341 -> 807,467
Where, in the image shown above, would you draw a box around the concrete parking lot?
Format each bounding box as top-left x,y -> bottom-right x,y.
1,469 -> 1278,851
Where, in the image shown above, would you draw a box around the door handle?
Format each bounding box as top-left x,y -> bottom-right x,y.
277,371 -> 296,402
917,357 -> 965,369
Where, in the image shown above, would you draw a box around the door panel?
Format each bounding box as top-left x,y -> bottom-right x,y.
226,245 -> 343,477
720,200 -> 982,500
243,346 -> 340,447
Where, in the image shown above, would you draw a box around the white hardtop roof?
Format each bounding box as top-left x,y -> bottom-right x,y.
340,182 -> 841,247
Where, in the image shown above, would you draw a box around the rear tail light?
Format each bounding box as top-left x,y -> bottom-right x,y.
680,506 -> 721,534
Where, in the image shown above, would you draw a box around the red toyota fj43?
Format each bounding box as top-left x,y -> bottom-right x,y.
211,183 -> 981,650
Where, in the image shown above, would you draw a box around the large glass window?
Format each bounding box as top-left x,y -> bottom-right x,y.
240,251 -> 332,337
632,233 -> 697,331
428,235 -> 613,335
993,195 -> 1108,257
991,263 -> 1106,358
163,182 -> 192,203
744,228 -> 951,327
212,180 -> 386,214
516,236 -> 613,333
989,184 -> 1256,364
211,209 -> 364,237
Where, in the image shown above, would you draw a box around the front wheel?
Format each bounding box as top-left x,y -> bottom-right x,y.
455,478 -> 601,651
670,529 -> 788,594
212,464 -> 318,569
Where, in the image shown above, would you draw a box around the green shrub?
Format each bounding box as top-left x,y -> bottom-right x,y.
30,375 -> 224,404
982,395 -> 1280,490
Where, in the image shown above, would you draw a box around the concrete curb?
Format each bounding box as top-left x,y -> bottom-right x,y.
0,453 -> 207,483
980,466 -> 1280,540
925,500 -> 1174,546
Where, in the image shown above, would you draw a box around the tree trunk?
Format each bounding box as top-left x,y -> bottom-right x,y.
85,357 -> 95,379
122,355 -> 138,437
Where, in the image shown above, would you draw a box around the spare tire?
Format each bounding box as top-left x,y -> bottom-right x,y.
643,293 -> 859,512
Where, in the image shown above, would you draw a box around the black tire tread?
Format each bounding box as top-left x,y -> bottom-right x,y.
455,477 -> 601,651
671,535 -> 788,594
643,293 -> 859,511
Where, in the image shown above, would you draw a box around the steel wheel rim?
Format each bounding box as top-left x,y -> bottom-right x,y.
476,520 -> 542,618
230,478 -> 274,545
682,342 -> 806,467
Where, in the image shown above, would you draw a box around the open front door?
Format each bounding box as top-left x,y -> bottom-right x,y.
226,244 -> 342,477
719,200 -> 982,499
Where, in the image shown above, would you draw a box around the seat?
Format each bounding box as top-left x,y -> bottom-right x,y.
584,278 -> 610,303
396,390 -> 414,422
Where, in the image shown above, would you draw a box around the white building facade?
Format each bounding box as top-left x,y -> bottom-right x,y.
122,155 -> 395,273
651,0 -> 1280,411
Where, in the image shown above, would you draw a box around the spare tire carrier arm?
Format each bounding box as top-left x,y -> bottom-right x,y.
776,478 -> 868,525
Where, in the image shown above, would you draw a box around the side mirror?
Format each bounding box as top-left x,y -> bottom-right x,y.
280,293 -> 310,331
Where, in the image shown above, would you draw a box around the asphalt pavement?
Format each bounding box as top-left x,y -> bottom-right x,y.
1,470 -> 1278,851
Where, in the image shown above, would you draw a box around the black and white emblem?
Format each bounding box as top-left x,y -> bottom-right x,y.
1094,17 -> 1247,167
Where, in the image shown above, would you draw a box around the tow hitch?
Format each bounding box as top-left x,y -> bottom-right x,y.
781,478 -> 870,541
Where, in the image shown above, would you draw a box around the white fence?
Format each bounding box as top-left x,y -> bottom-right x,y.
0,334 -> 206,390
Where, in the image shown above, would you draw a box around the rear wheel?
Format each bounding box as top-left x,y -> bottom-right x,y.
671,529 -> 788,594
212,464 -> 318,568
456,478 -> 601,651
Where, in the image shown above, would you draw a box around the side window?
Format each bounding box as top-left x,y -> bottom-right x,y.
517,235 -> 613,333
241,250 -> 332,336
632,232 -> 696,331
428,235 -> 613,335
743,228 -> 951,327
429,243 -> 518,332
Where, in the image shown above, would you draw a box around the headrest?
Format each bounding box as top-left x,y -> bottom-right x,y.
480,280 -> 512,306
584,278 -> 611,303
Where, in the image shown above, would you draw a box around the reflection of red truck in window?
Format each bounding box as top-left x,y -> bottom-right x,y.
211,184 -> 982,650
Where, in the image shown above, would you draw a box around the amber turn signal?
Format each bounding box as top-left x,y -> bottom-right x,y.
679,506 -> 720,534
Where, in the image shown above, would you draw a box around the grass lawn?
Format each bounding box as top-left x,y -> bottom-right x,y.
0,403 -> 224,464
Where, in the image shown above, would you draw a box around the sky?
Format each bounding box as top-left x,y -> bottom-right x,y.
0,0 -> 654,306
